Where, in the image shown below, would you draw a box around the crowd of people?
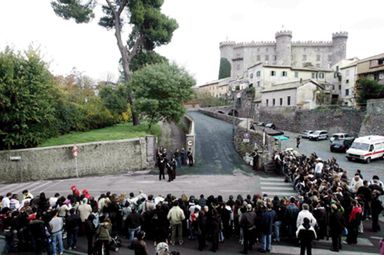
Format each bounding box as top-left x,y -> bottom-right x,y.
0,150 -> 383,255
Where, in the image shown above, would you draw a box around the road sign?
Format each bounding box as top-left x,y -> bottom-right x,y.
187,140 -> 193,146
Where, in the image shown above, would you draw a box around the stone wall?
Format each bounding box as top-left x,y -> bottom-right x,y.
0,137 -> 156,183
359,99 -> 384,136
257,106 -> 364,136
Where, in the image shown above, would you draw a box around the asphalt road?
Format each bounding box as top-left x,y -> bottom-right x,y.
281,131 -> 383,181
183,111 -> 252,175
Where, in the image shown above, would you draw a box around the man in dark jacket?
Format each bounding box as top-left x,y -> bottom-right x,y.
126,208 -> 144,244
284,197 -> 299,242
29,213 -> 47,255
259,204 -> 276,253
66,208 -> 81,250
329,204 -> 344,252
240,204 -> 256,254
371,191 -> 383,232
197,206 -> 208,251
296,217 -> 317,255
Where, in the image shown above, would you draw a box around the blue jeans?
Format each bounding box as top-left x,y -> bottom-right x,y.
261,234 -> 272,251
128,226 -> 141,243
273,221 -> 282,241
51,231 -> 63,255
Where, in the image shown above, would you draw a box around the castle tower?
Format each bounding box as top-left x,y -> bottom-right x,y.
332,32 -> 348,65
219,41 -> 235,78
275,30 -> 292,66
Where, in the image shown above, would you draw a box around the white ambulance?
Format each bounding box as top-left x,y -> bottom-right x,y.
346,135 -> 384,163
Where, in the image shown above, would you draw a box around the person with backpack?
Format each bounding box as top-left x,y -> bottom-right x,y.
95,218 -> 112,255
296,217 -> 317,255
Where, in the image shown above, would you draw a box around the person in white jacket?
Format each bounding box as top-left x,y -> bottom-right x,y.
296,203 -> 317,228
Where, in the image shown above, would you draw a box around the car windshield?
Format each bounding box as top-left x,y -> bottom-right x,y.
332,139 -> 344,145
350,142 -> 369,150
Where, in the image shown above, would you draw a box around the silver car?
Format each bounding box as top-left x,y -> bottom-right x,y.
308,130 -> 328,141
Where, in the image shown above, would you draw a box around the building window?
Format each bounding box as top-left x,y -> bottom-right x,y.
316,55 -> 321,61
319,72 -> 324,79
274,55 -> 277,61
265,55 -> 269,61
378,58 -> 384,65
339,85 -> 341,90
287,96 -> 291,106
332,85 -> 335,90
257,55 -> 260,61
271,71 -> 276,76
257,81 -> 260,87
294,71 -> 299,78
282,71 -> 287,77
312,72 -> 316,79
303,55 -> 307,61
280,98 -> 283,106
273,98 -> 275,106
266,99 -> 269,106
345,89 -> 349,96
250,73 -> 254,79
266,48 -> 269,52
256,71 -> 261,77
345,79 -> 349,84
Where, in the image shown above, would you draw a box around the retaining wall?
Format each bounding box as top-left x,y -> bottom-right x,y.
0,136 -> 156,183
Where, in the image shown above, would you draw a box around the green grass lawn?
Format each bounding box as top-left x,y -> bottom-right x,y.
39,122 -> 160,147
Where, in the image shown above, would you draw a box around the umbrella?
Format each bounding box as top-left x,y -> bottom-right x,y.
273,135 -> 289,141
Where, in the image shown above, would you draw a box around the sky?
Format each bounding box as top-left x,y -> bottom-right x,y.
0,0 -> 383,85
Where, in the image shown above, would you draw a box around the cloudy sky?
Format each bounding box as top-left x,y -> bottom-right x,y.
0,0 -> 383,85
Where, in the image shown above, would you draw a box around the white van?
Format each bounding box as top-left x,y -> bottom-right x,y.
346,135 -> 384,163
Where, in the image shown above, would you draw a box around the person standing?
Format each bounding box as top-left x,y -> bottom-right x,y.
95,218 -> 112,255
284,197 -> 299,242
49,210 -> 64,255
66,208 -> 81,250
210,208 -> 221,252
259,204 -> 276,253
180,148 -> 187,166
197,206 -> 209,251
250,149 -> 259,171
129,231 -> 149,255
174,149 -> 182,168
296,136 -> 301,148
187,148 -> 194,167
167,200 -> 185,245
346,200 -> 362,244
126,208 -> 143,244
329,204 -> 344,252
296,217 -> 317,255
158,153 -> 166,181
371,191 -> 383,232
240,204 -> 256,254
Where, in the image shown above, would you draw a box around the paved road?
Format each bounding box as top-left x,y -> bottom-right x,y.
180,111 -> 252,175
281,131 -> 383,181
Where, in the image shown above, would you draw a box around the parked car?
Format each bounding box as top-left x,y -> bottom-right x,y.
308,130 -> 328,141
301,130 -> 314,139
265,123 -> 276,129
330,137 -> 354,152
329,133 -> 353,142
256,122 -> 265,127
346,135 -> 384,163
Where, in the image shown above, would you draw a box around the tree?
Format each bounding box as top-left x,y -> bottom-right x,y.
99,84 -> 129,116
355,78 -> 384,106
0,48 -> 57,149
218,57 -> 231,79
51,0 -> 178,125
130,62 -> 195,127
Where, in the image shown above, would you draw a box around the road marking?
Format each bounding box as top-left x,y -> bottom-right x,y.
260,181 -> 292,186
0,183 -> 20,194
261,186 -> 293,190
41,180 -> 64,192
11,182 -> 38,194
30,181 -> 53,192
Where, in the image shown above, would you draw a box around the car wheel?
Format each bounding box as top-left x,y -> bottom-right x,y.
366,157 -> 371,164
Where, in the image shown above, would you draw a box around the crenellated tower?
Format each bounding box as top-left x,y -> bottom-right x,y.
331,32 -> 348,65
275,30 -> 292,66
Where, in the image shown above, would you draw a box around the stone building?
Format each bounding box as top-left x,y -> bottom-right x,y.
196,78 -> 230,98
357,53 -> 384,84
219,30 -> 348,79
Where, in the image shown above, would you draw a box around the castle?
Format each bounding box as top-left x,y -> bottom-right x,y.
219,31 -> 348,78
